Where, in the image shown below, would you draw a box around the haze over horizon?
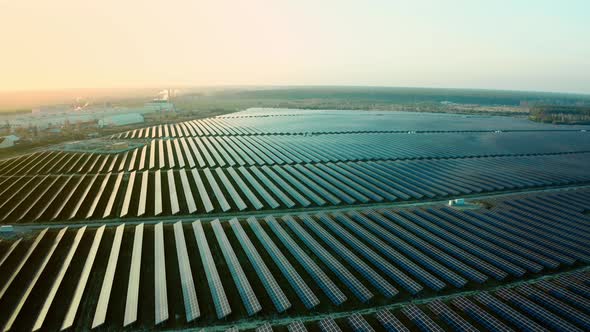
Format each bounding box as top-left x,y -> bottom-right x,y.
1,0 -> 589,94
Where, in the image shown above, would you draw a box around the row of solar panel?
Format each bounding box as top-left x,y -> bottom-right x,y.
4,131 -> 590,175
111,117 -> 261,139
1,153 -> 590,223
0,218 -> 588,331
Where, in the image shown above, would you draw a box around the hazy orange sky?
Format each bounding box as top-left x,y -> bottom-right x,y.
1,0 -> 589,93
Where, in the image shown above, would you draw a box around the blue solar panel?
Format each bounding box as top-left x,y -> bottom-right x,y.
331,212 -> 445,292
516,284 -> 590,330
347,211 -> 467,288
347,313 -> 374,332
375,309 -> 409,332
495,288 -> 582,332
401,304 -> 444,332
282,215 -> 373,302
451,296 -> 512,332
379,209 -> 505,281
474,292 -> 547,332
247,217 -> 319,309
399,209 -> 526,277
211,219 -> 262,316
427,300 -> 478,332
266,216 -> 347,305
302,214 -> 398,298
229,218 -> 291,313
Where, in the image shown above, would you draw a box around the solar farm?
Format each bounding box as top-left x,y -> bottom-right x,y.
0,109 -> 589,331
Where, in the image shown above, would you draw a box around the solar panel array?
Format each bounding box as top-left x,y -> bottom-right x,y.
1,108 -> 590,225
1,153 -> 589,223
0,204 -> 589,330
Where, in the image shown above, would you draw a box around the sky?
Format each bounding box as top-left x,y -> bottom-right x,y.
0,0 -> 589,93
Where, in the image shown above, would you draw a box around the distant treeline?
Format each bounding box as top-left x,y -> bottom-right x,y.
220,87 -> 590,106
529,105 -> 590,124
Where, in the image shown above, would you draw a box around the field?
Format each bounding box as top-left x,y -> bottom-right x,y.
0,108 -> 589,331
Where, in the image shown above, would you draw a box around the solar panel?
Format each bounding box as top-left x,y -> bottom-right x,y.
118,152 -> 128,172
13,176 -> 56,221
180,138 -> 196,168
375,309 -> 409,332
215,168 -> 247,211
495,288 -> 581,332
166,139 -> 176,168
229,218 -> 291,313
347,211 -> 467,288
86,173 -> 111,219
227,167 -> 264,210
250,166 -> 296,208
418,209 -> 542,274
92,224 -> 125,329
261,166 -> 311,207
516,284 -> 590,330
154,222 -> 169,325
120,171 -> 137,217
324,213 -> 430,294
4,227 -> 67,332
266,216 -> 347,305
282,164 -> 340,205
204,168 -> 231,212
209,137 -> 235,166
282,215 -> 373,303
137,171 -> 149,217
0,228 -> 48,301
0,175 -> 47,221
211,219 -> 262,316
459,209 -> 572,266
123,224 -> 144,327
173,222 -> 200,322
62,226 -> 105,331
294,164 -> 355,204
401,304 -> 444,332
188,138 -> 207,167
191,169 -> 214,213
380,210 -> 506,281
33,175 -> 73,221
427,300 -> 478,332
195,137 -> 216,167
248,217 -> 319,309
0,238 -> 21,268
148,140 -> 158,169
173,139 -> 185,168
33,227 -> 85,331
256,322 -> 273,332
474,292 -> 547,332
347,313 -> 374,332
534,279 -> 590,315
271,165 -> 326,206
202,137 -> 226,166
450,296 -> 512,332
309,164 -> 371,203
318,317 -> 342,332
302,214 -> 398,298
288,321 -> 308,332
158,139 -> 165,169
325,163 -> 395,201
398,210 -> 526,277
179,169 -> 197,213
193,220 -> 232,319
167,169 -> 180,215
154,170 -> 163,216
127,148 -> 138,171
237,166 -> 279,208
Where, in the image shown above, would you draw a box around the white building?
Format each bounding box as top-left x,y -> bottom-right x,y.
98,113 -> 144,128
